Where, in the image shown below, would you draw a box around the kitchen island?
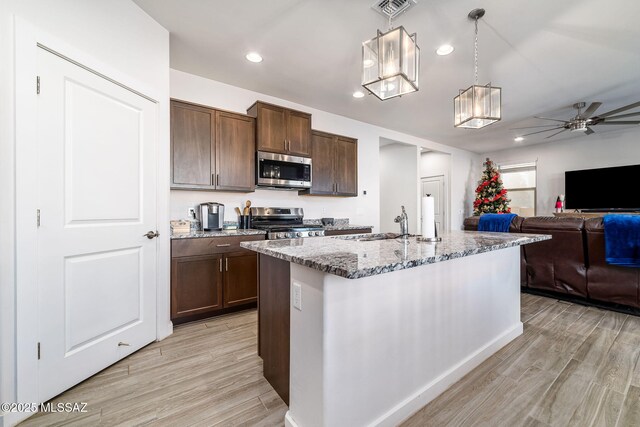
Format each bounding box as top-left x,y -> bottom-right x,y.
241,231 -> 550,427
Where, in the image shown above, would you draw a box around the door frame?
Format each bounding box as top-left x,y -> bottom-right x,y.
420,174 -> 449,234
11,17 -> 171,421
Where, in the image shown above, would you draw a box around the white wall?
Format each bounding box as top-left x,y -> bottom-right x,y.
379,144 -> 420,233
0,1 -> 169,422
171,69 -> 480,231
483,130 -> 640,216
421,151 -> 451,178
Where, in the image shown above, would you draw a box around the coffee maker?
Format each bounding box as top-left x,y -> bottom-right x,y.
199,202 -> 225,231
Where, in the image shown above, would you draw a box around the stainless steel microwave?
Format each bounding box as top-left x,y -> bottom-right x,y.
256,151 -> 312,189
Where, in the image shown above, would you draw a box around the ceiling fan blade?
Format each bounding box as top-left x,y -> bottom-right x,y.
598,121 -> 640,125
578,102 -> 602,119
545,129 -> 567,139
521,126 -> 564,137
510,124 -> 562,130
600,112 -> 640,120
598,101 -> 640,118
534,116 -> 570,123
585,127 -> 595,135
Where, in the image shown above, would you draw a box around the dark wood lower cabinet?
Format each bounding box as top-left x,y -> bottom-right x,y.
171,235 -> 263,323
171,254 -> 223,319
258,254 -> 291,405
224,252 -> 258,307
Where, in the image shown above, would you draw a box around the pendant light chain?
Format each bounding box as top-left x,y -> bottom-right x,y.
474,17 -> 479,85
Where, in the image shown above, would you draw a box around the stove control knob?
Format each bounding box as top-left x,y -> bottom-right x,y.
277,233 -> 286,239
296,232 -> 303,237
312,231 -> 318,236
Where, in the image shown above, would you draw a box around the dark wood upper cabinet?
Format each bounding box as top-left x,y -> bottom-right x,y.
171,99 -> 255,192
301,130 -> 358,197
216,111 -> 255,191
334,136 -> 358,196
247,101 -> 311,157
171,102 -> 215,188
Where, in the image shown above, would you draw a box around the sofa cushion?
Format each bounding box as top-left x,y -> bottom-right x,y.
522,217 -> 588,298
585,217 -> 640,308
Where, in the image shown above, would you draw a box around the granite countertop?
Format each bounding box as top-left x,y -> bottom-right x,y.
171,229 -> 266,239
241,230 -> 551,279
322,224 -> 373,231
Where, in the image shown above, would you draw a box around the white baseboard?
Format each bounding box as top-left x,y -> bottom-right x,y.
369,322 -> 523,427
285,410 -> 299,427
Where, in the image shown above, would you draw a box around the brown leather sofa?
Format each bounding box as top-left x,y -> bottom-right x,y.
463,215 -> 640,312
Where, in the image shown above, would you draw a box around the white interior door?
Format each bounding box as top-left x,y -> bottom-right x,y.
36,47 -> 158,402
422,176 -> 446,235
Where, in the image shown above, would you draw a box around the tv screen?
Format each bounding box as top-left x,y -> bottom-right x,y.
565,164 -> 640,210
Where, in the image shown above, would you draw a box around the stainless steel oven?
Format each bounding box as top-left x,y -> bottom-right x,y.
256,151 -> 312,189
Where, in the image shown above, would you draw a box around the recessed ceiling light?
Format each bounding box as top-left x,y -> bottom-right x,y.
436,44 -> 454,56
514,136 -> 524,142
245,52 -> 263,63
352,90 -> 365,99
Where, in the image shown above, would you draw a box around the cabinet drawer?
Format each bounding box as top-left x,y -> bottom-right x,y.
172,234 -> 265,257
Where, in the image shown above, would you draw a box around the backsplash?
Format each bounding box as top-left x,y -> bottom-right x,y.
170,189 -> 363,224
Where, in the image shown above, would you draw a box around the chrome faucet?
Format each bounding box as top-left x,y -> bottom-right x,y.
394,206 -> 409,237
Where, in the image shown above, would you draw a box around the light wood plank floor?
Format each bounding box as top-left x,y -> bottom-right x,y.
20,294 -> 640,426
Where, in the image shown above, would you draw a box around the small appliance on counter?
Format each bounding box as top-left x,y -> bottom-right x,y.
199,202 -> 225,231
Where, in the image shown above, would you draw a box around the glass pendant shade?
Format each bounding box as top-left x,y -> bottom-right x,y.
362,26 -> 420,101
454,84 -> 501,128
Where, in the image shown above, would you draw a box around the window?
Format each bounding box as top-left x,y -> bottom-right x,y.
499,162 -> 536,217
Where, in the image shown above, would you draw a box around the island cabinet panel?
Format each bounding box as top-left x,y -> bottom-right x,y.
171,254 -> 223,319
300,130 -> 358,197
247,101 -> 311,157
171,99 -> 255,192
171,234 -> 264,323
258,254 -> 291,405
223,252 -> 258,307
171,102 -> 215,188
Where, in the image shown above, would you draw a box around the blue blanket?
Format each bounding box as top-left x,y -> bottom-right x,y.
604,214 -> 640,267
478,213 -> 517,233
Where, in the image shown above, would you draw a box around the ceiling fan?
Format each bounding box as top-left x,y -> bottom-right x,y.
514,101 -> 640,139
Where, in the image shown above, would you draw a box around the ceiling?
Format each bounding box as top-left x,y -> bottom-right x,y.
134,0 -> 640,153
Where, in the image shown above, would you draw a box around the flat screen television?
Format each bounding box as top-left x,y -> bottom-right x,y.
565,164 -> 640,210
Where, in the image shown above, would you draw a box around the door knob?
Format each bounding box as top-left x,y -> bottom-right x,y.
143,230 -> 160,239
118,342 -> 130,346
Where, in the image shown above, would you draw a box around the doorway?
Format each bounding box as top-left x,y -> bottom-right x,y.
421,175 -> 447,236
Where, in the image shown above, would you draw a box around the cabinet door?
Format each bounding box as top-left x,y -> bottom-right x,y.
171,254 -> 223,319
334,137 -> 358,196
286,110 -> 311,156
171,101 -> 215,188
223,252 -> 258,307
309,131 -> 336,194
256,103 -> 287,153
216,111 -> 255,191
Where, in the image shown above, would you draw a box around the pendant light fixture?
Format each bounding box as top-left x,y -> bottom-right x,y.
454,8 -> 501,129
362,9 -> 420,101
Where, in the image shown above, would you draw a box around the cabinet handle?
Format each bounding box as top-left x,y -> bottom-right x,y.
211,174 -> 215,186
219,258 -> 223,272
216,243 -> 231,247
216,174 -> 219,186
336,183 -> 339,193
225,258 -> 229,271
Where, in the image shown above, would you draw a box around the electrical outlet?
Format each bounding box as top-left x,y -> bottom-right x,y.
292,282 -> 302,311
188,208 -> 196,218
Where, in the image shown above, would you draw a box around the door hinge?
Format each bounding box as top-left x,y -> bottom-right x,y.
37,342 -> 41,360
37,209 -> 41,227
36,76 -> 40,94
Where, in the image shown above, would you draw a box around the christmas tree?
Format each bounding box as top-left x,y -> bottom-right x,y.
473,158 -> 511,215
